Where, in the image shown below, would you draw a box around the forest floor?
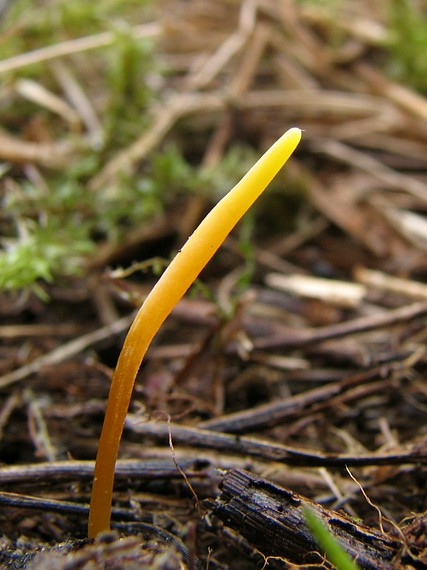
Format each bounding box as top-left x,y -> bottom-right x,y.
1,0 -> 427,568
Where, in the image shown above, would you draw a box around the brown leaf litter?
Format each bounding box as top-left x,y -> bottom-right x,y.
0,0 -> 427,567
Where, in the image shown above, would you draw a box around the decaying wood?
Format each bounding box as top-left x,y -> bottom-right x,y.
200,364 -> 403,433
126,418 -> 427,468
211,469 -> 415,569
0,458 -> 208,485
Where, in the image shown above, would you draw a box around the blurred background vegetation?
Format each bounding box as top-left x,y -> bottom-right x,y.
0,0 -> 426,296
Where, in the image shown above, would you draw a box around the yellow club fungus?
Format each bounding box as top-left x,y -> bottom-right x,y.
88,127 -> 302,537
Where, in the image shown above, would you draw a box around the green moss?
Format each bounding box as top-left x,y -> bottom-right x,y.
105,27 -> 158,145
0,215 -> 95,298
0,0 -> 295,298
387,0 -> 427,93
0,141 -> 262,296
1,0 -> 153,52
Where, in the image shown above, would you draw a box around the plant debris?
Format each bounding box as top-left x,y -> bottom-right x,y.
0,0 -> 427,567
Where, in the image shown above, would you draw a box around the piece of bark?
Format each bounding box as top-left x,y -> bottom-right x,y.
211,469 -> 411,569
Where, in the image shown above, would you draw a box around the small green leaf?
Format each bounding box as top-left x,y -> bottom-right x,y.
304,508 -> 361,570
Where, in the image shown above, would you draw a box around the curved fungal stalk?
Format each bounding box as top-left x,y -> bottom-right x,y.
88,127 -> 302,537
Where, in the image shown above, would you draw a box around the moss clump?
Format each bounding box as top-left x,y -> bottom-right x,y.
387,0 -> 427,93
